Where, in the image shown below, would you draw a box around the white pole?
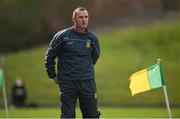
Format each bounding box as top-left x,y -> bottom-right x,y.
163,85 -> 172,119
2,71 -> 9,118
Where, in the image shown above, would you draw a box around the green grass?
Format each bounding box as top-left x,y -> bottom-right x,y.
0,107 -> 180,118
0,19 -> 180,106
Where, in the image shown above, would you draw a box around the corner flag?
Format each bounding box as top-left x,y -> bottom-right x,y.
0,69 -> 9,118
129,59 -> 172,118
129,61 -> 165,96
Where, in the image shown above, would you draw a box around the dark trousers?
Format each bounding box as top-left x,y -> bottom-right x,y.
58,79 -> 100,118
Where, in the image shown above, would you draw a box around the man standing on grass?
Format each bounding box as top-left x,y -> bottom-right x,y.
45,7 -> 101,118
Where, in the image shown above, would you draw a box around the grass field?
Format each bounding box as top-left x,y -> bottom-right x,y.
0,18 -> 180,106
0,107 -> 180,118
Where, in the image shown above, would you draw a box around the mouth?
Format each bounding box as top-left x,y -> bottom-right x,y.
82,22 -> 88,25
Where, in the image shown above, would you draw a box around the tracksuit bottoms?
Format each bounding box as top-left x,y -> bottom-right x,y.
58,79 -> 100,118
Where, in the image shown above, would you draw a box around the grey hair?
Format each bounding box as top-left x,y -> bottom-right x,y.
72,7 -> 87,18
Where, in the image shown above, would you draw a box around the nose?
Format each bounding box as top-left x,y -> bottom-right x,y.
82,17 -> 86,21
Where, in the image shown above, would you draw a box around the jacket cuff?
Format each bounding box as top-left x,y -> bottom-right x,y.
49,74 -> 56,79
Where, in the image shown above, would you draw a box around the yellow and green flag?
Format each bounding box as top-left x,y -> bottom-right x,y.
129,63 -> 165,96
0,69 -> 4,88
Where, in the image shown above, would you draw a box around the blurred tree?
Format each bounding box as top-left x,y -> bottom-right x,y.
1,0 -> 179,53
0,0 -> 48,52
0,0 -> 93,53
161,0 -> 180,11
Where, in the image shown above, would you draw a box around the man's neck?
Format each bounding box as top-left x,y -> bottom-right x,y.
73,26 -> 86,33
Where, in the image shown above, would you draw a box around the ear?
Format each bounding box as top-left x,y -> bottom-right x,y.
72,17 -> 75,24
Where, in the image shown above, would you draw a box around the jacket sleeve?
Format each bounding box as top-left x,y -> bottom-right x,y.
91,36 -> 100,65
44,33 -> 62,79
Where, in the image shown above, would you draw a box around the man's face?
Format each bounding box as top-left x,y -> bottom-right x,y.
73,10 -> 89,29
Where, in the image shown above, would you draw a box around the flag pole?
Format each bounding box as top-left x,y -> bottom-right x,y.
2,70 -> 9,118
157,59 -> 172,119
163,86 -> 172,119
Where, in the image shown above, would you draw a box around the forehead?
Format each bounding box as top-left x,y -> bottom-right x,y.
75,10 -> 88,17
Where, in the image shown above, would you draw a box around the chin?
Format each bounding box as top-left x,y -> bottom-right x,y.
82,26 -> 88,28
79,27 -> 86,29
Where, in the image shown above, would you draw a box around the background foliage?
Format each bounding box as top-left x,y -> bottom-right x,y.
0,0 -> 180,52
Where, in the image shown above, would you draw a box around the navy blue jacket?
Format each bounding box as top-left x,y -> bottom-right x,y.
45,27 -> 100,81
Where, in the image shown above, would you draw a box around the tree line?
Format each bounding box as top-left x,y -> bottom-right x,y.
0,0 -> 179,53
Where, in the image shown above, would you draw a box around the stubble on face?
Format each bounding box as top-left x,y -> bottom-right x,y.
73,10 -> 89,32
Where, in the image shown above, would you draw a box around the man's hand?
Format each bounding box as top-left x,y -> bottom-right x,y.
52,77 -> 58,84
